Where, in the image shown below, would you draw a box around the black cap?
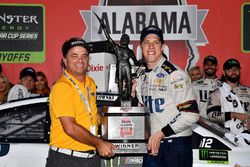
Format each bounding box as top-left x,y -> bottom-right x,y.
223,58 -> 240,70
203,55 -> 218,65
19,67 -> 37,81
62,37 -> 89,57
140,26 -> 164,44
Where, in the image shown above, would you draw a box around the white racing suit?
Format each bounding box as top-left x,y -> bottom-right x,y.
207,83 -> 250,146
192,78 -> 221,118
7,84 -> 31,102
136,57 -> 199,138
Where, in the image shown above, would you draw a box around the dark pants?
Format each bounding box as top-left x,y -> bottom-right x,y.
45,149 -> 101,167
142,136 -> 193,167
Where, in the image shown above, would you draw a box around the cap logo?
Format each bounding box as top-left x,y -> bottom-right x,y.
26,69 -> 34,73
140,26 -> 164,43
70,40 -> 85,46
223,58 -> 240,70
228,60 -> 237,65
147,27 -> 159,31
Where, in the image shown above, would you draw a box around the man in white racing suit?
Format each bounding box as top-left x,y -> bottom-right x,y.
207,58 -> 250,146
192,55 -> 221,118
7,67 -> 37,102
135,25 -> 199,167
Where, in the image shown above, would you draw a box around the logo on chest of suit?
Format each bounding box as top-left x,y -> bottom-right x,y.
226,95 -> 249,111
226,95 -> 238,108
142,96 -> 165,113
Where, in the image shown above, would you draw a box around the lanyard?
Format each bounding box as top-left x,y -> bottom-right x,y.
63,71 -> 93,122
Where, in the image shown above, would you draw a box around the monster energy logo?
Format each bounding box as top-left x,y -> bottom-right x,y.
199,149 -> 229,164
200,149 -> 209,160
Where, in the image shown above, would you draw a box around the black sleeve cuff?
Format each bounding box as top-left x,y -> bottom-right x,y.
225,112 -> 231,121
161,124 -> 175,137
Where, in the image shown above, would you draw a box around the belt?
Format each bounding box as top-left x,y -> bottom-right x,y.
50,146 -> 96,158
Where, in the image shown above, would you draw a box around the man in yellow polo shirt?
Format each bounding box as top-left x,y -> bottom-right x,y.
46,37 -> 116,167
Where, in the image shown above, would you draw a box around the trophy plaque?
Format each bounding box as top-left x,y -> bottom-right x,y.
100,105 -> 150,154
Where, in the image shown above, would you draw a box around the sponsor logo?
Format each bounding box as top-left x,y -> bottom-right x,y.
170,75 -> 184,84
0,4 -> 45,63
0,13 -> 39,24
0,52 -> 30,62
142,96 -> 165,113
162,65 -> 172,73
153,78 -> 163,85
156,73 -> 165,78
87,64 -> 104,72
120,107 -> 132,112
0,32 -> 38,40
199,149 -> 228,164
119,118 -> 134,137
125,157 -> 143,164
174,83 -> 184,89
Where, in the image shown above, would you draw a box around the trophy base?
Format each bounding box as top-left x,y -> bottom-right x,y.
101,106 -> 150,155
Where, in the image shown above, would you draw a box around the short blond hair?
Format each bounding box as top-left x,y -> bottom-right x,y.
0,75 -> 11,103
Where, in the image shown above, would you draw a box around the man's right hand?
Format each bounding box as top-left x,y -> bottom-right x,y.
231,112 -> 250,131
232,112 -> 250,122
96,139 -> 118,157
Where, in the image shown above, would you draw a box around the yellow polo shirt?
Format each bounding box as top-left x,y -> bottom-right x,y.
49,70 -> 98,151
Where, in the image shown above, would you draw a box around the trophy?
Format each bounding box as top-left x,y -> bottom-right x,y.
94,13 -> 150,154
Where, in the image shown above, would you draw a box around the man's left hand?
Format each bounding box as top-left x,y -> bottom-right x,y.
147,131 -> 165,156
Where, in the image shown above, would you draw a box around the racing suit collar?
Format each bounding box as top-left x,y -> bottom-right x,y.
150,56 -> 166,73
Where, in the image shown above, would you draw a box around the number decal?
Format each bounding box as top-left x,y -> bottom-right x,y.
199,138 -> 213,148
